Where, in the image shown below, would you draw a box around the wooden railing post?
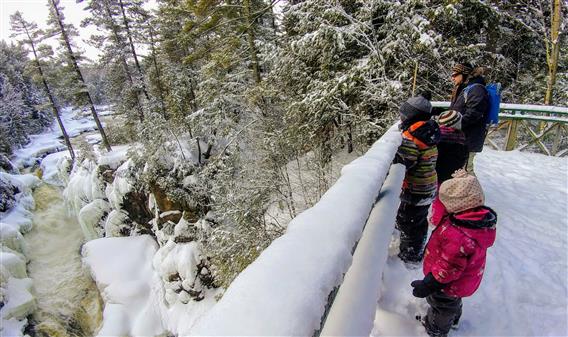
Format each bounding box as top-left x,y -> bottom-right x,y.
505,120 -> 519,151
552,123 -> 562,155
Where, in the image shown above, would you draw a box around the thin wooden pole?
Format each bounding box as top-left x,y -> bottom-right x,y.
411,61 -> 418,96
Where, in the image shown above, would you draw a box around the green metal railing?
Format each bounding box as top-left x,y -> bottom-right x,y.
432,102 -> 568,156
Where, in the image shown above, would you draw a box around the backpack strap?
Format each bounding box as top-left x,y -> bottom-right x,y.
463,83 -> 486,104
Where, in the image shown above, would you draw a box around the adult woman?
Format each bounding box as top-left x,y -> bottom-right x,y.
448,63 -> 489,173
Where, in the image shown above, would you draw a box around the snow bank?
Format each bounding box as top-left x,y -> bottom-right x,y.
40,151 -> 71,186
10,105 -> 104,169
153,240 -> 222,336
0,172 -> 40,234
98,145 -> 130,170
0,172 -> 41,336
82,235 -> 165,337
190,125 -> 402,335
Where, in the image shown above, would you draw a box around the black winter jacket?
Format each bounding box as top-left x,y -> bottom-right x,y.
449,76 -> 489,152
436,125 -> 468,182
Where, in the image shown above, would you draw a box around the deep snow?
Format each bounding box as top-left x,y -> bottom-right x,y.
2,101 -> 566,337
372,149 -> 568,337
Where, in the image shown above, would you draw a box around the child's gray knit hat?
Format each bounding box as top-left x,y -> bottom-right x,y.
399,96 -> 432,122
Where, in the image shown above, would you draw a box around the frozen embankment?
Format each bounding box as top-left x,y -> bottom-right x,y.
1,106 -> 109,336
0,172 -> 40,335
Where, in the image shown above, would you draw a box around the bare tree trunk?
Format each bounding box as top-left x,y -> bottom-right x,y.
24,24 -> 75,161
544,0 -> 562,105
243,0 -> 261,84
118,0 -> 150,102
49,0 -> 112,151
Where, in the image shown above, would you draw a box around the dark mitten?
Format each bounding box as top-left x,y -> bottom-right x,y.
411,273 -> 446,298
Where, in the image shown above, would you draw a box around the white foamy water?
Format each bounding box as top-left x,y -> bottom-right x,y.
24,184 -> 101,336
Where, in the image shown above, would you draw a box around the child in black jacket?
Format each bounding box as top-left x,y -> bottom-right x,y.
435,110 -> 468,182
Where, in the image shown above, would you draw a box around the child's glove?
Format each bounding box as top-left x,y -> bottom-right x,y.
411,273 -> 446,298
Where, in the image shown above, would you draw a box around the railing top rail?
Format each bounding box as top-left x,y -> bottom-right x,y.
431,101 -> 568,115
499,114 -> 568,123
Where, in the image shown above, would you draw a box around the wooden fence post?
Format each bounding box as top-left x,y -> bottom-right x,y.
505,120 -> 519,151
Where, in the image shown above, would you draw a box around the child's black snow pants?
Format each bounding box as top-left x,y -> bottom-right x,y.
395,201 -> 429,263
424,291 -> 462,336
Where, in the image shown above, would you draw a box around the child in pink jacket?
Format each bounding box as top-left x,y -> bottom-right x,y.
411,169 -> 497,337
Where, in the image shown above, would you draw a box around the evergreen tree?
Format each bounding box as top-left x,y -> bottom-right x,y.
0,41 -> 51,155
80,0 -> 146,122
10,11 -> 75,161
47,0 -> 112,151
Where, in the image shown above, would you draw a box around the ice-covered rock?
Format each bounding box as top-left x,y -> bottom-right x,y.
79,199 -> 110,241
0,277 -> 36,321
104,209 -> 130,237
64,161 -> 106,216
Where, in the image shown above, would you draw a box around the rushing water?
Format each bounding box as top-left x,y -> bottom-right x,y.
24,183 -> 102,337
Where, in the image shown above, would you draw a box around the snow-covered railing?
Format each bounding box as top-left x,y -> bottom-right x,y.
189,126 -> 402,336
432,102 -> 568,156
319,164 -> 405,336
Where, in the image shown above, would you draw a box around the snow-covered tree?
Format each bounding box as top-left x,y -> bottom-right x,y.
47,0 -> 112,151
10,11 -> 75,161
0,42 -> 51,155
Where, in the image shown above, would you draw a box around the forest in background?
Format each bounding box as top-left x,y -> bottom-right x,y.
1,0 -> 566,289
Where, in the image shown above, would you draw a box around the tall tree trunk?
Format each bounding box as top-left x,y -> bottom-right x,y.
243,0 -> 261,84
544,0 -> 562,105
103,0 -> 144,121
118,0 -> 150,102
24,24 -> 75,161
149,28 -> 167,118
49,0 -> 112,151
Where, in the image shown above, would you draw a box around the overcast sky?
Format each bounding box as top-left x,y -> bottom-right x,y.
1,0 -> 286,62
1,0 -> 102,61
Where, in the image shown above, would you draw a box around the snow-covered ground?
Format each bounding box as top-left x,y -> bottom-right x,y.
373,149 -> 568,336
11,106 -> 105,169
3,102 -> 566,337
1,105 -> 109,336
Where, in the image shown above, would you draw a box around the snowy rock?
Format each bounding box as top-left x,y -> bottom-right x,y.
153,240 -> 206,303
40,151 -> 71,186
0,154 -> 18,174
82,235 -> 166,337
104,209 -> 130,237
64,161 -> 106,216
0,251 -> 26,280
105,159 -> 134,210
79,199 -> 110,241
0,225 -> 27,257
0,277 -> 36,321
0,176 -> 19,212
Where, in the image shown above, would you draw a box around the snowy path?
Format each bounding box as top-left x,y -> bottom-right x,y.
372,149 -> 568,336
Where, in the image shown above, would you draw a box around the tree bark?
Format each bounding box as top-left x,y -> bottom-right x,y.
49,0 -> 112,151
103,0 -> 144,121
243,0 -> 262,84
149,28 -> 167,118
24,23 -> 75,161
118,0 -> 150,102
544,0 -> 562,105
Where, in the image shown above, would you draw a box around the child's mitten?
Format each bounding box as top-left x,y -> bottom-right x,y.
411,273 -> 446,298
